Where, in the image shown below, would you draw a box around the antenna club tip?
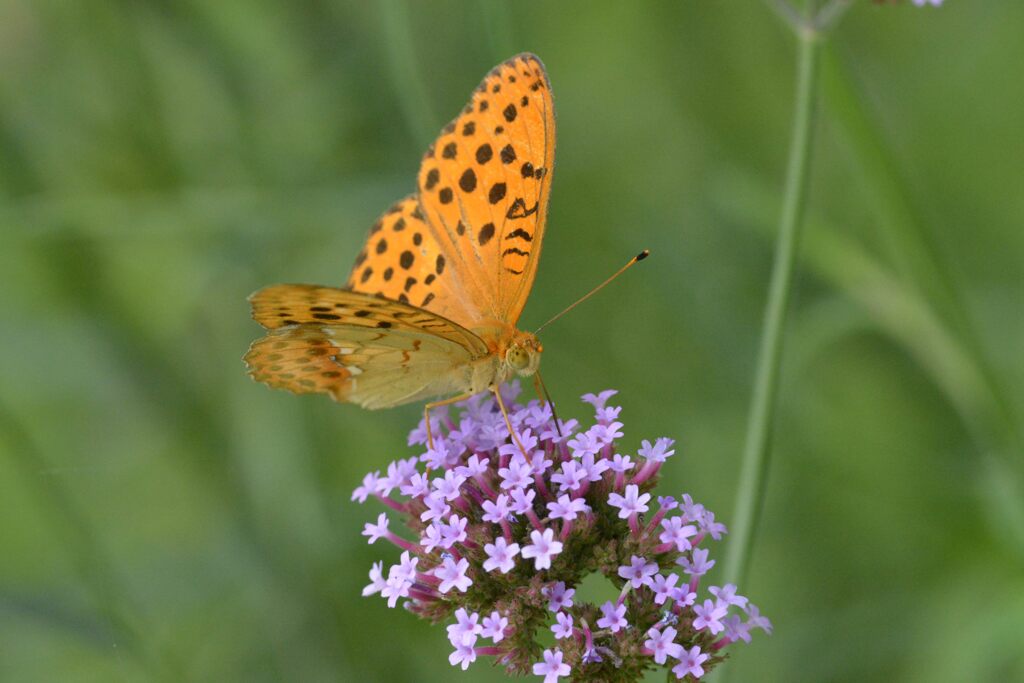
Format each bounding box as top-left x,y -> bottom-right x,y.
636,249 -> 650,261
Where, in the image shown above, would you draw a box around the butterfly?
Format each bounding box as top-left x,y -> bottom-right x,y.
245,53 -> 558,445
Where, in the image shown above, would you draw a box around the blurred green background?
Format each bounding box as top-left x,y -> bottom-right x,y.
1,1 -> 1021,681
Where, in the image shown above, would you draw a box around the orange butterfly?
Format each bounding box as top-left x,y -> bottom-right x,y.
246,54 -> 558,444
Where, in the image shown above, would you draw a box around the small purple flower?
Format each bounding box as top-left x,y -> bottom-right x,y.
745,604 -> 773,634
608,484 -> 651,519
639,437 -> 675,463
434,556 -> 473,594
481,494 -> 513,523
678,547 -> 715,578
544,581 -> 575,612
578,452 -> 610,482
361,561 -> 385,597
649,573 -> 681,606
676,588 -> 697,608
552,460 -> 587,492
381,568 -> 411,608
441,514 -> 468,547
420,493 -> 451,523
595,404 -> 622,423
498,428 -> 539,460
547,494 -> 590,521
455,453 -> 490,478
381,457 -> 410,490
394,551 -> 418,582
610,453 -> 634,473
551,612 -> 574,639
672,645 -> 710,679
701,512 -> 728,540
645,625 -> 684,665
709,583 -> 748,609
400,472 -> 430,498
911,0 -> 942,6
509,486 -> 536,515
679,494 -> 705,523
499,455 -> 533,490
596,600 -> 627,633
658,494 -> 678,510
618,555 -> 659,589
541,417 -> 578,443
532,648 -> 571,682
447,608 -> 483,646
567,428 -> 602,457
593,420 -> 624,444
351,471 -> 381,503
449,640 -> 477,670
421,523 -> 444,553
529,451 -> 554,475
423,439 -> 458,470
581,389 -> 618,410
693,599 -> 728,635
361,513 -> 390,544
521,528 -> 563,570
660,516 -> 698,551
481,610 -> 508,642
483,536 -> 520,574
723,615 -> 752,644
433,470 -> 467,501
408,413 -> 443,446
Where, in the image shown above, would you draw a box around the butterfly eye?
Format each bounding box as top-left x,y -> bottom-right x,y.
506,345 -> 530,370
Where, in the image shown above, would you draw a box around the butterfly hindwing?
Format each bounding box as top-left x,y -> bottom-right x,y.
245,324 -> 479,409
246,285 -> 490,408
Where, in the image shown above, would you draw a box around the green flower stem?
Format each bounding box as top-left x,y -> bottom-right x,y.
722,24 -> 822,589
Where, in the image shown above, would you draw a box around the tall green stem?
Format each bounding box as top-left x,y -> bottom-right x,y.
722,27 -> 821,588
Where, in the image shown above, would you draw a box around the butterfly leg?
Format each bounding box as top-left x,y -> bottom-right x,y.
491,386 -> 529,458
533,371 -> 564,439
424,393 -> 474,451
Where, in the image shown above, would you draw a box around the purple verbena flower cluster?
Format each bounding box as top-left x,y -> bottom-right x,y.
354,384 -> 771,681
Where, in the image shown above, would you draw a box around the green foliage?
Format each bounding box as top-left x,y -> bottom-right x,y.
1,1 -> 1021,681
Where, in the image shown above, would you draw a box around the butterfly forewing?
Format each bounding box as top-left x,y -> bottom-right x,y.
414,53 -> 555,327
345,196 -> 483,329
249,284 -> 485,351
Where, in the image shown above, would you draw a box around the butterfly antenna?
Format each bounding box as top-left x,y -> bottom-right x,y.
534,372 -> 563,438
534,250 -> 650,335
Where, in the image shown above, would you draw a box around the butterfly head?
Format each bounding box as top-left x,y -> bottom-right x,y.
505,332 -> 543,377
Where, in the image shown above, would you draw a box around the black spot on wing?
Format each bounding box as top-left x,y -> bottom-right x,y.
425,169 -> 439,190
479,223 -> 495,246
505,228 -> 533,242
489,183 -> 506,204
506,198 -> 539,219
459,168 -> 477,193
